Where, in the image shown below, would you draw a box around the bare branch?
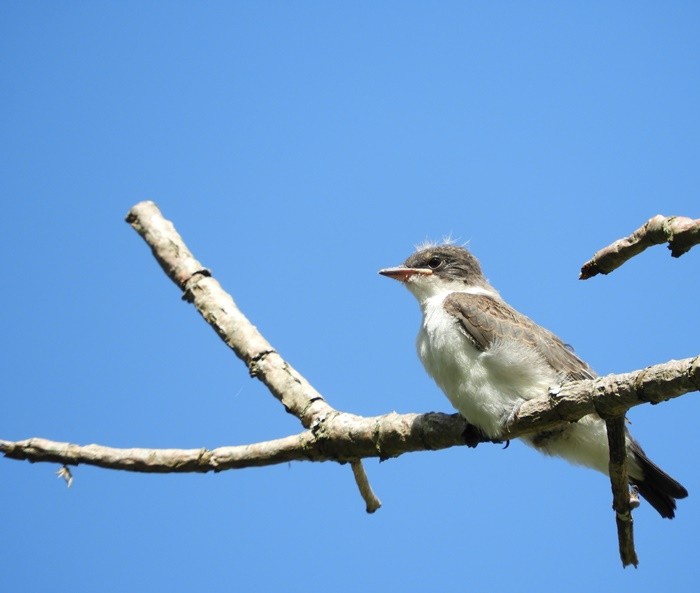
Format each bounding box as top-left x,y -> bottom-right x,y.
0,411 -> 459,471
351,460 -> 382,513
1,435 -> 306,472
3,356 -> 698,471
580,214 -> 700,279
0,413 -> 463,471
125,201 -> 378,505
502,356 -> 700,438
604,416 -> 639,568
125,201 -> 331,428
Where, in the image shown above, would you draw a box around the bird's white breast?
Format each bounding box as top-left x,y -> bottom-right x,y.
416,292 -> 558,438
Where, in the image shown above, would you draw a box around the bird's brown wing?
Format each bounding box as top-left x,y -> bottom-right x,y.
443,292 -> 596,381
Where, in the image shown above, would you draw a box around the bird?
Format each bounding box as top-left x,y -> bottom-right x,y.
379,243 -> 687,518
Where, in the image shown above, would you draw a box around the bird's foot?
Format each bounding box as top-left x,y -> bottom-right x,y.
462,423 -> 508,449
462,423 -> 486,448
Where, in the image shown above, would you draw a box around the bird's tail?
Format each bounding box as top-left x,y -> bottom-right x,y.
628,440 -> 688,519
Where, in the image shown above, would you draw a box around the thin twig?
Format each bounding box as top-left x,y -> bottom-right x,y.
351,460 -> 382,513
580,214 -> 700,279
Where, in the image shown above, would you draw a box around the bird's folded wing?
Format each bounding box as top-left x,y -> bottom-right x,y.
443,292 -> 596,381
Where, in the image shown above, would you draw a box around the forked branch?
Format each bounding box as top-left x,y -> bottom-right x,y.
3,356 -> 698,469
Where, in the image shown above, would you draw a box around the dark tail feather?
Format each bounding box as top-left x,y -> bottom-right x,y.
629,440 -> 688,519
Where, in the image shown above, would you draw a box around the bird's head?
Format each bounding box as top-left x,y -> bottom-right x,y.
379,245 -> 494,303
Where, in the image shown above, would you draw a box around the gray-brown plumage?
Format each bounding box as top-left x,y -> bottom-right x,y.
443,292 -> 596,381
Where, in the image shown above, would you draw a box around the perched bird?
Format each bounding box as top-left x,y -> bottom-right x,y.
379,243 -> 687,518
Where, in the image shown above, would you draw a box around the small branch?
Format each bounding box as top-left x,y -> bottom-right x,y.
351,460 -> 382,513
1,434 -> 315,472
604,416 -> 639,568
580,215 -> 700,279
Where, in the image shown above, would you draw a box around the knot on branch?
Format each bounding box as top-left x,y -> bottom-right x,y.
309,411 -> 344,460
665,215 -> 700,257
632,367 -> 654,405
248,349 -> 276,378
181,269 -> 213,302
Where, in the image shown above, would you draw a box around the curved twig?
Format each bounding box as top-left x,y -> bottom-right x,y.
580,215 -> 700,279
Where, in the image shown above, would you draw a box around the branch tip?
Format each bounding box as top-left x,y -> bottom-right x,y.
350,460 -> 382,513
580,214 -> 700,279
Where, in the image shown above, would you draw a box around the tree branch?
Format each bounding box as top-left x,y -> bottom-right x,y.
604,416 -> 639,568
501,356 -> 700,438
3,356 -> 698,470
580,214 -> 700,279
125,201 -> 331,428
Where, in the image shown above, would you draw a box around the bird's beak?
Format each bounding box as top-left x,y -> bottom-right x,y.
378,266 -> 433,282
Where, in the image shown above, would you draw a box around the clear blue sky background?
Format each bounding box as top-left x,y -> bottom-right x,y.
2,3 -> 699,591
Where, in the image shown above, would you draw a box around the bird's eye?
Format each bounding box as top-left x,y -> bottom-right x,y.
427,257 -> 443,269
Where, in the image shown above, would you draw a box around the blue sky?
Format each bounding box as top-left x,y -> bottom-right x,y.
2,2 -> 699,591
